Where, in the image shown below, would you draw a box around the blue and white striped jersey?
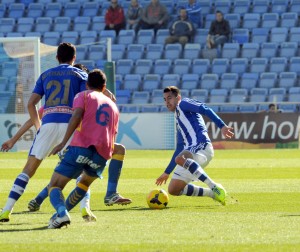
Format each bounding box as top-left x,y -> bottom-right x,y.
165,98 -> 225,174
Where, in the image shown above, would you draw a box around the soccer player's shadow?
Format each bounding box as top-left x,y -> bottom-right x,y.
279,214 -> 300,217
94,206 -> 157,212
0,226 -> 48,232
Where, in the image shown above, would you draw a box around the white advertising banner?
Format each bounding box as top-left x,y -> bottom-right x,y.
0,113 -> 176,151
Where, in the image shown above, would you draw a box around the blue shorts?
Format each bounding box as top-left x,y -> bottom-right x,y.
54,146 -> 107,179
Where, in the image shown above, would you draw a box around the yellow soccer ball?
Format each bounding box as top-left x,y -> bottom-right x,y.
146,189 -> 169,209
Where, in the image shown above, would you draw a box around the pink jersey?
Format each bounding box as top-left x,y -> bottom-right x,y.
70,90 -> 119,160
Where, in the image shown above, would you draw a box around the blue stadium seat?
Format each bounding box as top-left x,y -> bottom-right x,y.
200,74 -> 219,90
209,89 -> 228,103
154,59 -> 172,75
190,89 -> 208,102
25,31 -> 41,37
134,59 -> 153,75
35,17 -> 52,33
279,42 -> 298,58
64,2 -> 81,19
124,74 -> 141,91
2,62 -> 18,77
179,89 -> 190,98
271,0 -> 288,14
127,44 -> 144,61
270,27 -> 288,43
82,2 -> 100,17
164,44 -> 182,60
111,44 -> 126,61
181,74 -> 199,90
289,27 -> 300,43
204,14 -> 215,29
220,73 -> 239,89
243,13 -> 260,30
78,60 -> 95,71
0,18 -> 15,33
249,87 -> 268,102
43,31 -> 60,46
16,18 -> 34,33
240,73 -> 259,89
184,44 -> 201,60
278,72 -> 297,88
289,57 -> 300,73
116,89 -> 131,104
281,12 -> 298,28
79,30 -> 98,44
192,59 -> 210,75
0,77 -> 8,92
152,89 -> 164,104
252,28 -> 269,43
116,59 -> 133,75
6,32 -> 23,37
0,92 -> 13,113
61,31 -> 78,45
233,0 -> 250,16
155,29 -> 169,44
268,91 -> 285,103
173,59 -> 191,75
260,43 -> 278,59
232,29 -> 249,44
211,58 -> 229,75
250,58 -> 268,74
75,46 -> 87,61
91,16 -> 105,31
45,3 -> 62,18
220,105 -> 239,113
27,3 -> 44,18
143,74 -> 161,91
8,3 -> 25,18
194,29 -> 209,46
222,43 -> 240,59
137,30 -> 154,45
289,86 -> 300,94
269,57 -> 287,72
239,104 -> 257,112
140,106 -> 160,113
252,0 -> 270,14
162,74 -> 180,88
132,91 -> 150,104
224,14 -> 241,29
289,0 -> 300,15
258,72 -> 277,88
145,44 -> 163,60
53,17 -> 71,32
229,88 -> 248,103
122,106 -> 140,113
241,43 -> 260,59
0,4 -> 6,18
88,45 -> 106,62
118,30 -> 136,45
279,104 -> 298,112
100,30 -> 116,43
230,58 -> 248,75
73,17 -> 90,33
261,13 -> 279,28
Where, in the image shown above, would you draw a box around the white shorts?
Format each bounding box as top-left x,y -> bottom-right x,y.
29,123 -> 70,160
171,143 -> 214,184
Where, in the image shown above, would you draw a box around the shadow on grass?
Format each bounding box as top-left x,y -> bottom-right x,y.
13,211 -> 49,215
279,214 -> 300,217
0,225 -> 48,232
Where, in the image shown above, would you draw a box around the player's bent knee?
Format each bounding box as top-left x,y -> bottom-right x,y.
168,184 -> 182,196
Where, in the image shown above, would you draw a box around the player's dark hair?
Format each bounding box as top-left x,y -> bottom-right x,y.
269,103 -> 276,109
57,42 -> 76,63
216,10 -> 223,15
73,63 -> 89,74
87,69 -> 106,91
163,86 -> 180,97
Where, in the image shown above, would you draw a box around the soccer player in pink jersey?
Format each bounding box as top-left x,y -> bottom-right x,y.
47,69 -> 119,228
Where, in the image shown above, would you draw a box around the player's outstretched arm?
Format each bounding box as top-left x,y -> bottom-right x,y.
49,108 -> 84,156
156,173 -> 169,186
221,125 -> 234,139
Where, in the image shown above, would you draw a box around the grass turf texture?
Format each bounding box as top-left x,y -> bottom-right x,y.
0,149 -> 300,252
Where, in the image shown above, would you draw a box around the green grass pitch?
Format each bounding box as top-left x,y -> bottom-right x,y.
0,149 -> 300,252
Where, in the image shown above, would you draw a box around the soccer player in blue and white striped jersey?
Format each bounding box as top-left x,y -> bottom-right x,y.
156,86 -> 234,205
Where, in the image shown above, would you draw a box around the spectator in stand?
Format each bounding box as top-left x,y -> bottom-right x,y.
185,0 -> 202,28
126,0 -> 143,31
104,0 -> 126,35
206,10 -> 230,49
138,0 -> 169,32
165,8 -> 195,46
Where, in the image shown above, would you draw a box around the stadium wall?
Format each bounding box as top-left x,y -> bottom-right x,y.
0,113 -> 299,151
